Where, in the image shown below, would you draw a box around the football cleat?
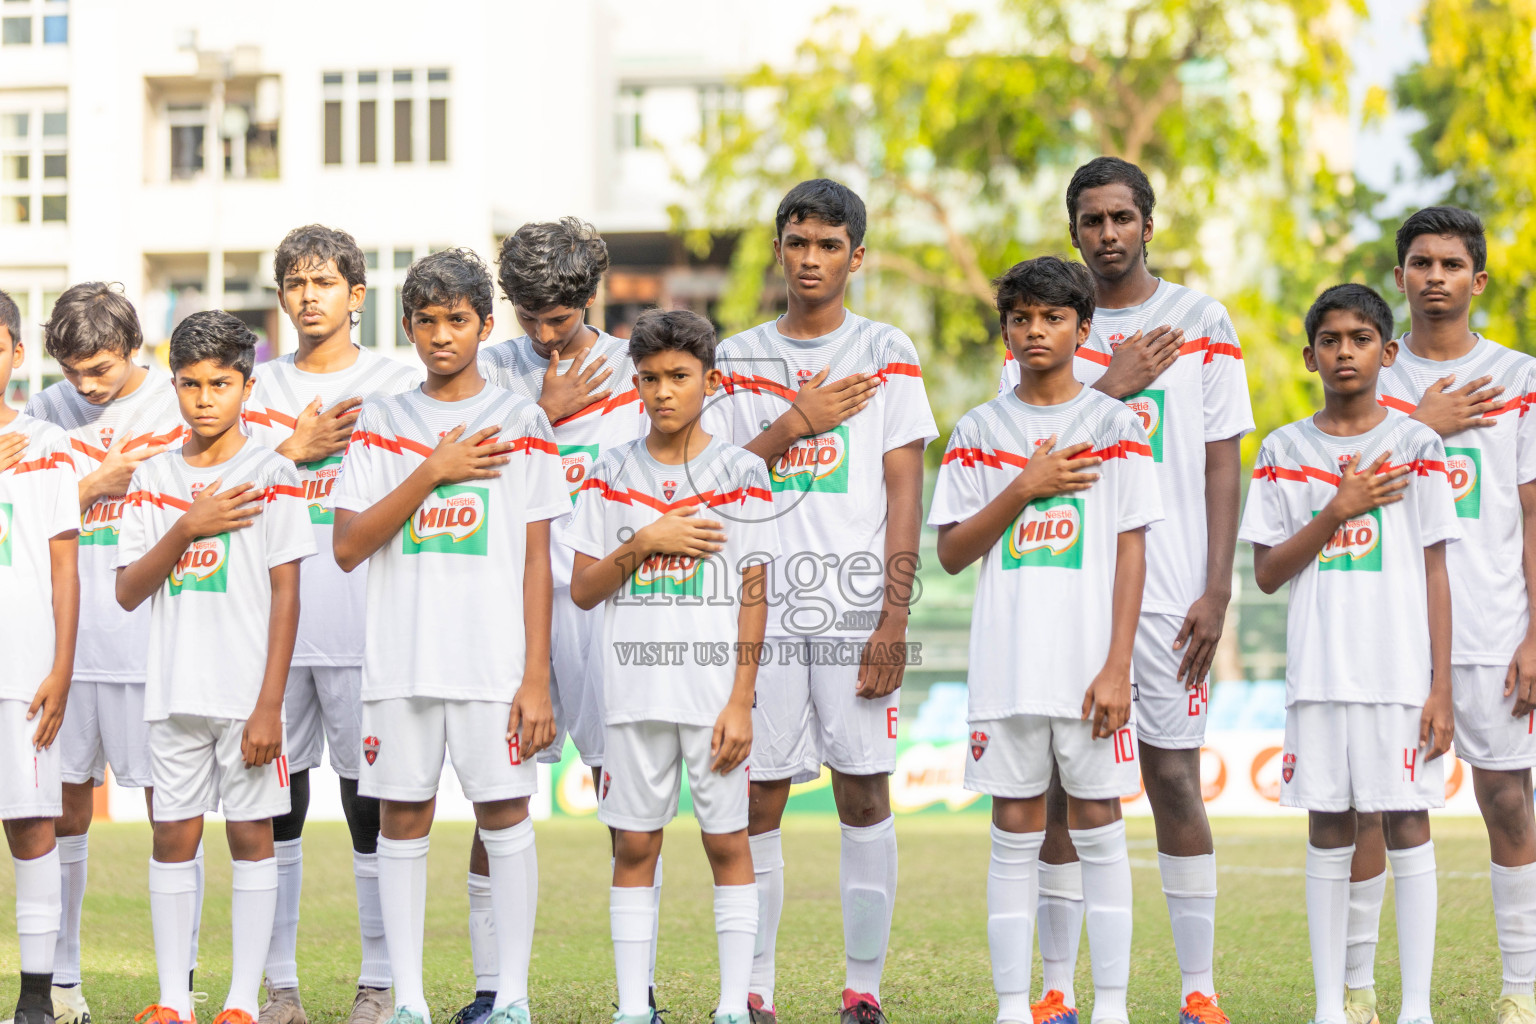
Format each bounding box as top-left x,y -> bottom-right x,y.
840,990 -> 886,1024
135,1007 -> 188,1024
1343,986 -> 1379,1024
483,1009 -> 530,1024
1031,990 -> 1078,1024
746,994 -> 776,1024
712,1014 -> 746,1024
210,1012 -> 256,1024
346,988 -> 393,1024
1496,994 -> 1536,1024
50,987 -> 89,1024
610,1013 -> 653,1024
448,994 -> 496,1024
382,1011 -> 426,1024
1179,992 -> 1229,1024
256,988 -> 306,1024
9,1004 -> 57,1024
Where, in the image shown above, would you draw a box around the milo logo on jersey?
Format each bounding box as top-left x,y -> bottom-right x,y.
1317,506 -> 1382,571
0,502 -> 11,567
80,495 -> 128,547
298,456 -> 343,525
1003,495 -> 1084,569
771,425 -> 849,493
170,534 -> 230,594
631,553 -> 703,597
1124,389 -> 1165,462
1445,447 -> 1481,519
404,484 -> 489,556
559,444 -> 599,500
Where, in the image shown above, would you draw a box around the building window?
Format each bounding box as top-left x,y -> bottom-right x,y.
2,155 -> 26,181
428,99 -> 447,163
323,101 -> 342,165
393,98 -> 412,163
2,16 -> 30,44
359,100 -> 377,164
1,99 -> 65,224
168,105 -> 206,180
40,194 -> 63,221
616,87 -> 644,150
41,110 -> 65,137
41,13 -> 62,43
698,83 -> 741,147
41,153 -> 63,178
359,250 -> 379,348
1,195 -> 29,224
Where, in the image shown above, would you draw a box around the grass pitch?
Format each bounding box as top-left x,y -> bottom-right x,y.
0,815 -> 1509,1023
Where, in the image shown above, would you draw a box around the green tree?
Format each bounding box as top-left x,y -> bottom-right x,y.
673,0 -> 1373,449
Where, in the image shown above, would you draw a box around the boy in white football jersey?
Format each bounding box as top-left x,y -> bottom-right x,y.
932,257 -> 1160,1024
116,311 -> 316,1024
331,249 -> 569,1024
24,283 -> 193,1024
998,158 -> 1252,1023
715,178 -> 936,1024
243,225 -> 422,1024
1344,207 -> 1536,1024
0,288 -> 80,1024
1239,285 -> 1458,1024
566,308 -> 776,1024
459,218 -> 649,1024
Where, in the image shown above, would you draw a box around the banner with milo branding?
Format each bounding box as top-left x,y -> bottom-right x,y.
404,484 -> 489,555
770,425 -> 850,492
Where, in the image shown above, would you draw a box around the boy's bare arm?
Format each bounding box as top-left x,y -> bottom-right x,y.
1176,436 -> 1241,687
333,425 -> 512,572
1083,527 -> 1145,739
713,562 -> 769,773
857,440 -> 924,699
510,518 -> 556,758
935,435 -> 1101,574
115,480 -> 264,610
569,507 -> 725,610
1251,451 -> 1410,594
1421,541 -> 1454,761
1508,481 -> 1536,715
243,559 -> 300,768
79,434 -> 168,512
31,531 -> 80,749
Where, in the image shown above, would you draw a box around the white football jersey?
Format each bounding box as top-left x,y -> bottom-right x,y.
713,311 -> 939,638
564,436 -> 780,727
1378,335 -> 1536,666
0,414 -> 81,701
117,442 -> 317,720
26,368 -> 187,683
243,347 -> 423,668
928,387 -> 1162,720
331,385 -> 571,703
999,280 -> 1254,618
1239,411 -> 1460,707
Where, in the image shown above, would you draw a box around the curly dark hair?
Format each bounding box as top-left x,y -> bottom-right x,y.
273,224 -> 368,289
169,310 -> 257,379
1305,284 -> 1394,346
775,178 -> 867,249
401,248 -> 494,323
43,282 -> 144,363
994,257 -> 1096,326
496,217 -> 610,312
628,308 -> 717,371
1066,156 -> 1156,228
1395,206 -> 1487,274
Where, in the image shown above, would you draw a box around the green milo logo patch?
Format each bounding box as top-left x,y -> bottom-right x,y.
1123,389 -> 1164,462
298,456 -> 344,525
1445,446 -> 1481,519
403,484 -> 490,556
169,533 -> 230,594
1316,506 -> 1382,572
770,425 -> 850,493
559,444 -> 599,500
0,501 -> 11,567
1002,495 -> 1084,570
630,553 -> 705,597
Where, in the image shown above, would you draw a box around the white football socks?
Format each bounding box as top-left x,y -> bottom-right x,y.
149,858 -> 198,1018
714,884 -> 758,1019
14,848 -> 60,975
1158,852 -> 1217,1001
988,826 -> 1044,1024
651,856 -> 663,990
228,858 -> 278,1015
264,837 -> 303,991
378,835 -> 431,1021
1306,844 -> 1354,1024
1344,871 -> 1386,991
1036,860 -> 1084,1006
748,829 -> 785,1008
1072,822 -> 1132,1024
480,820 -> 538,1011
840,817 -> 897,1000
1493,861 -> 1536,997
354,851 -> 391,989
53,834 -> 87,986
1389,841 -> 1437,1022
612,886 -> 654,1017
191,841 -> 205,979
468,871 -> 498,993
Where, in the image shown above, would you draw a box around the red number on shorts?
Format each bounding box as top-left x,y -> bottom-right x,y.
1188,682 -> 1208,717
1403,748 -> 1417,782
886,707 -> 899,740
1113,728 -> 1135,764
509,734 -> 523,766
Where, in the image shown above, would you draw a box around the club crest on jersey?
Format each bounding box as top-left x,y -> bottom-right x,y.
363,735 -> 380,766
80,495 -> 127,547
1003,495 -> 1084,569
662,479 -> 678,502
558,444 -> 599,500
601,771 -> 612,800
1282,751 -> 1296,783
169,533 -> 230,594
403,484 -> 489,556
0,502 -> 11,567
770,424 -> 850,493
795,367 -> 815,386
1124,389 -> 1165,462
1317,506 -> 1382,572
970,730 -> 989,761
298,455 -> 344,524
631,552 -> 703,597
1107,332 -> 1127,348
1445,446 -> 1482,518
98,426 -> 115,448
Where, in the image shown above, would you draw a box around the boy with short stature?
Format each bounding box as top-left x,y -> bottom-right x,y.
116,311 -> 316,1024
330,249 -> 569,1024
1239,285 -> 1458,1024
24,283 -> 192,1024
0,287 -> 80,1024
932,257 -> 1160,1024
244,224 -> 421,1024
566,308 -> 776,1024
457,218 -> 649,1024
1341,208 -> 1536,1024
716,178 -> 937,1024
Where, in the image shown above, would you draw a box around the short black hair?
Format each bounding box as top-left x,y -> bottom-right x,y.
628,308 -> 717,371
273,224 -> 368,289
775,178 -> 867,250
1304,284 -> 1394,345
1395,206 -> 1487,274
0,287 -> 19,345
995,256 -> 1097,326
496,217 -> 610,312
1066,156 -> 1156,227
43,282 -> 143,364
169,310 -> 257,379
401,248 -> 494,323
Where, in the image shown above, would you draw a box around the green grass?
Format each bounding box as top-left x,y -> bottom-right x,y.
0,815 -> 1510,1023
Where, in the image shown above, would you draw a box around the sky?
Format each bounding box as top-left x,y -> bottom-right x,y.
1352,1 -> 1446,215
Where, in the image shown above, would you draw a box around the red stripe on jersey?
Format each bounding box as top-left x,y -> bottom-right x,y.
722,373 -> 798,400
1204,340 -> 1243,362
1378,395 -> 1417,414
1093,439 -> 1153,460
1178,337 -> 1208,357
264,483 -> 306,501
1251,464 -> 1344,486
351,430 -> 436,457
242,407 -> 299,430
126,489 -> 193,511
1077,348 -> 1112,366
578,477 -> 768,513
9,450 -> 75,475
878,362 -> 922,381
939,446 -> 1030,469
70,425 -> 186,462
551,387 -> 642,428
1412,458 -> 1448,477
508,435 -> 559,455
